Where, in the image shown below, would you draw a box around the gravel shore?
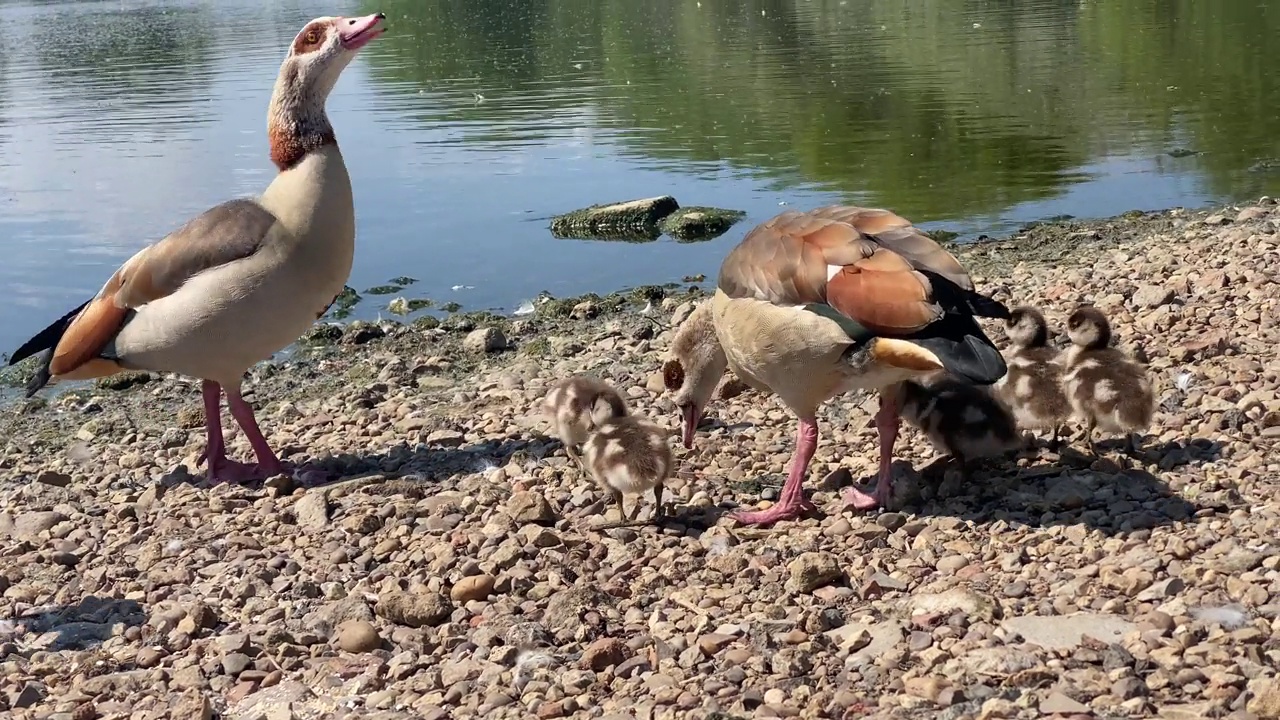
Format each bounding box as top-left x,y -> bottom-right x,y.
2,201 -> 1279,720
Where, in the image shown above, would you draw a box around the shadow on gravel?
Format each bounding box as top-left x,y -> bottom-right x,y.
889,436 -> 1224,536
10,596 -> 146,651
717,434 -> 1221,536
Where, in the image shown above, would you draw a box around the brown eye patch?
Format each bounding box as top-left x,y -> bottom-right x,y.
662,359 -> 685,391
292,21 -> 329,55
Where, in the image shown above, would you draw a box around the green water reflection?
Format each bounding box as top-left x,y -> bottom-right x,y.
363,0 -> 1280,222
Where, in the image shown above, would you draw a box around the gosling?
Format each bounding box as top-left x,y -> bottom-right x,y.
886,373 -> 1022,480
541,375 -> 629,468
1062,305 -> 1155,455
995,305 -> 1072,449
583,415 -> 673,522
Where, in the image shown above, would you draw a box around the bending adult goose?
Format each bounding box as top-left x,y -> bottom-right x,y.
665,206 -> 1009,525
5,14 -> 388,483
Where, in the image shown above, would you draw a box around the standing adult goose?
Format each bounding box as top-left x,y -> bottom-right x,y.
5,14 -> 388,483
663,206 -> 1009,525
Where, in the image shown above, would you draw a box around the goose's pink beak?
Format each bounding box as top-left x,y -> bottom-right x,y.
680,404 -> 700,449
339,13 -> 386,51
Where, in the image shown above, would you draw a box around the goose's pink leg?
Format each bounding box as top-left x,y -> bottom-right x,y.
844,395 -> 900,511
731,417 -> 820,526
198,380 -> 260,483
225,387 -> 286,479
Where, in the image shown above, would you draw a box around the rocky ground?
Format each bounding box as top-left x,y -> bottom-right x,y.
1,201 -> 1279,720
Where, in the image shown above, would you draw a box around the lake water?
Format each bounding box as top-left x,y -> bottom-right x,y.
1,0 -> 1277,359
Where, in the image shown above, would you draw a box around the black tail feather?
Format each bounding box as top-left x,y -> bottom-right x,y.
921,269 -> 1011,321
24,349 -> 55,398
907,312 -> 1008,385
8,299 -> 91,397
9,300 -> 89,367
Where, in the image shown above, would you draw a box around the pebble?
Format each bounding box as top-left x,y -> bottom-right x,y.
335,620 -> 382,653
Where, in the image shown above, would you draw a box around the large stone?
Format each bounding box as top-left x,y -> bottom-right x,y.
787,552 -> 843,593
1002,613 -> 1137,650
508,491 -> 555,524
549,195 -> 681,241
294,491 -> 330,529
375,592 -> 453,628
1247,678 -> 1280,718
11,511 -> 68,542
463,327 -> 507,354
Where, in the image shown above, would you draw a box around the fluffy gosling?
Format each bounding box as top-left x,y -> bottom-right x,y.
541,375 -> 629,467
1063,305 -> 1155,454
885,372 -> 1022,479
582,415 -> 673,522
995,305 -> 1072,449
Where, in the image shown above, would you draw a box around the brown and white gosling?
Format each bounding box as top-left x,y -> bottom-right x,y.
994,305 -> 1072,449
582,415 -> 674,522
1062,305 -> 1155,454
884,372 -> 1021,479
541,375 -> 629,467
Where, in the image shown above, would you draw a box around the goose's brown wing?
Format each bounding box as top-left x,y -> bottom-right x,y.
716,206 -> 970,336
45,198 -> 279,377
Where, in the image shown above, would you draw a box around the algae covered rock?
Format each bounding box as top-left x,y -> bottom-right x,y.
550,195 -> 680,241
660,206 -> 747,241
550,196 -> 747,242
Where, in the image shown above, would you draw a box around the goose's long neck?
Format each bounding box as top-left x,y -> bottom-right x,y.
267,69 -> 337,173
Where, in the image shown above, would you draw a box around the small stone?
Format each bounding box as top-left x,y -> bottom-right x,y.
697,633 -> 736,656
450,575 -> 496,603
335,620 -> 382,652
221,652 -> 253,676
1040,691 -> 1090,714
1247,678 -> 1280,718
135,647 -> 164,668
36,471 -> 72,487
12,681 -> 45,708
936,555 -> 969,574
464,327 -> 507,353
425,428 -> 466,447
876,512 -> 907,531
1132,284 -> 1175,308
294,492 -> 330,529
581,637 -> 630,671
508,491 -> 555,524
787,552 -> 843,593
375,592 -> 453,628
1137,578 -> 1187,601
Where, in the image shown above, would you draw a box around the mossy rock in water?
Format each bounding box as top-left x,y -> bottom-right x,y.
96,371 -> 153,392
660,206 -> 746,242
302,324 -> 345,346
442,311 -> 509,334
387,297 -> 434,316
412,315 -> 441,331
326,286 -> 361,320
924,229 -> 960,245
549,195 -> 680,242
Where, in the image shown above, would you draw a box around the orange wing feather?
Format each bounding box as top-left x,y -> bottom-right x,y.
48,273 -> 131,377
45,198 -> 277,378
718,206 -> 964,337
